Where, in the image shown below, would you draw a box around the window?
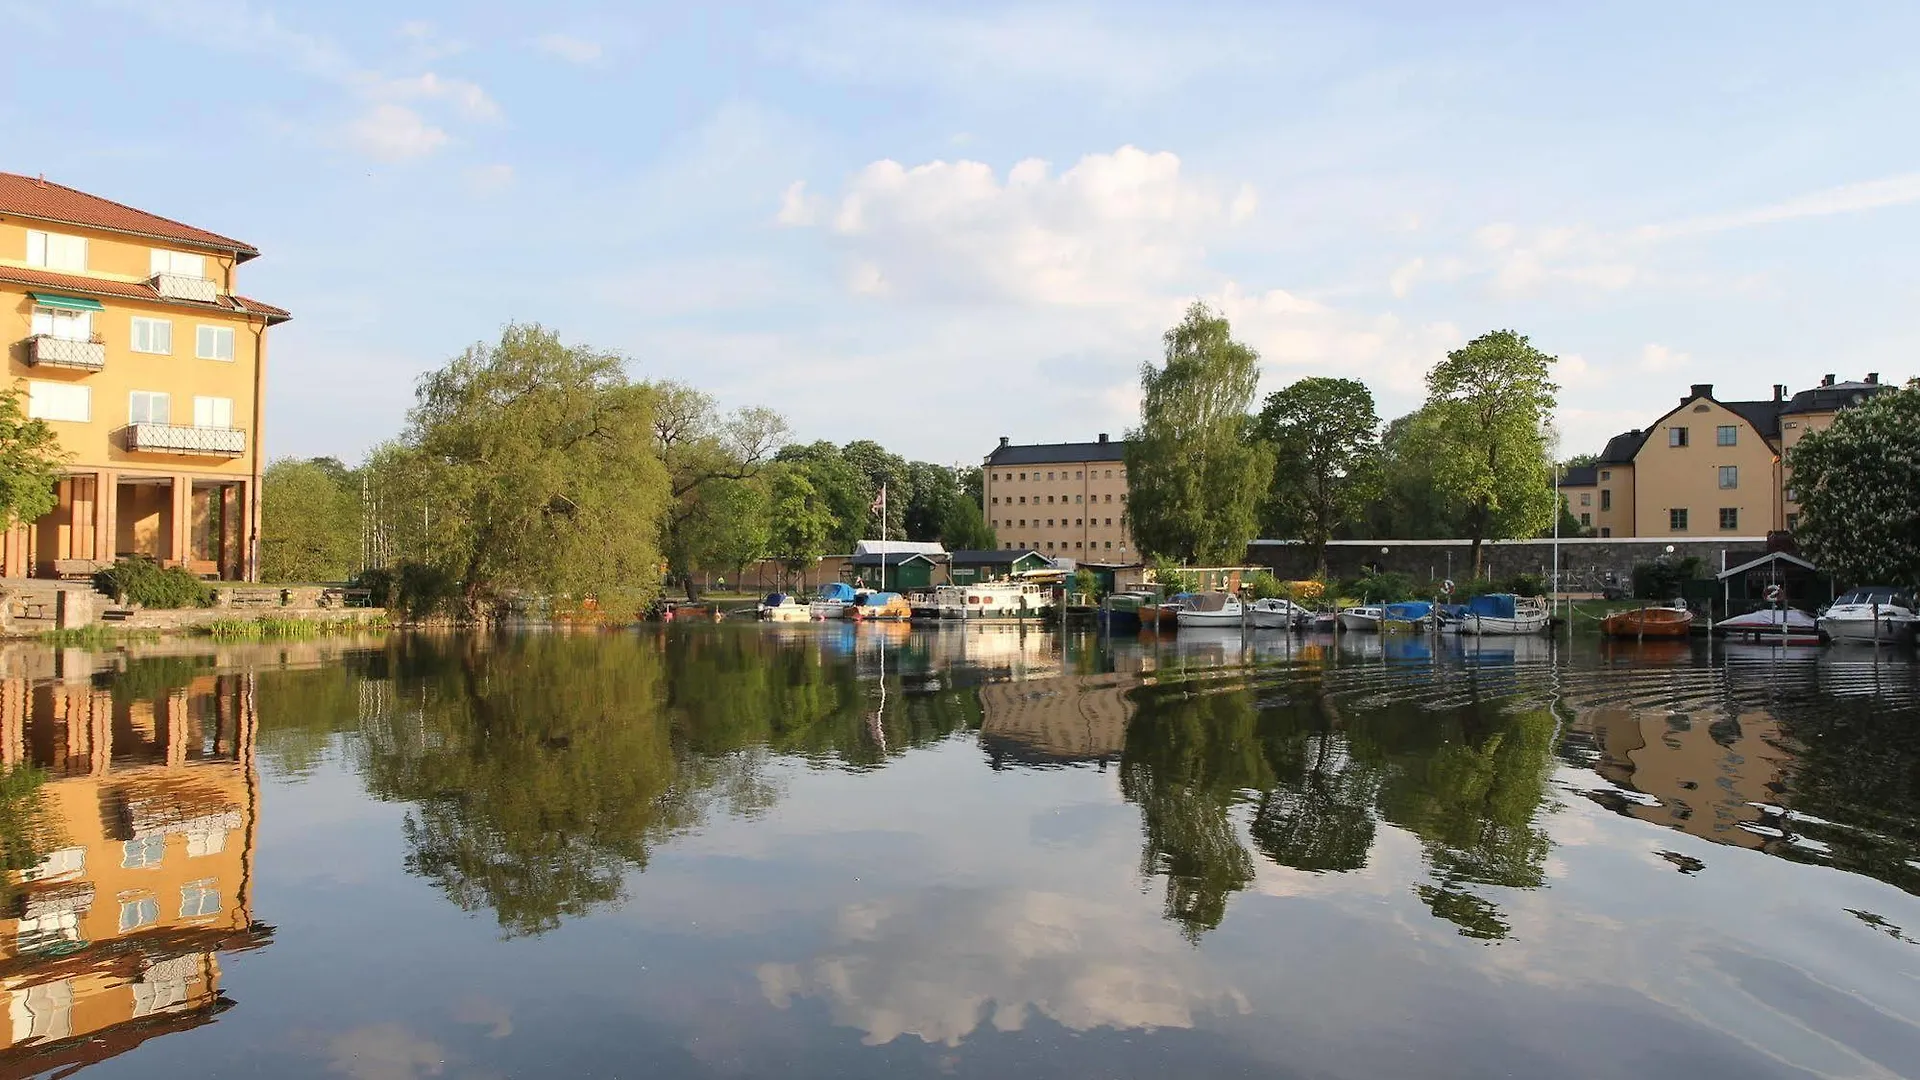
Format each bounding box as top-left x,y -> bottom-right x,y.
1104,493 -> 1112,502
1019,473 -> 1026,481
1075,494 -> 1083,503
1600,489 -> 1612,511
1075,471 -> 1082,479
27,381 -> 89,423
122,835 -> 165,869
990,497 -> 998,505
1105,518 -> 1113,526
26,229 -> 86,271
1120,493 -> 1128,503
30,305 -> 92,341
1018,519 -> 1025,527
1104,541 -> 1112,548
130,391 -> 171,425
1669,508 -> 1688,531
1579,512 -> 1592,526
130,316 -> 172,355
1719,507 -> 1739,530
186,828 -> 226,857
1600,470 -> 1611,481
1716,425 -> 1738,446
1579,493 -> 1591,506
1046,542 -> 1055,550
184,390 -> 246,435
1075,541 -> 1083,549
1047,471 -> 1054,480
1046,519 -> 1054,527
150,249 -> 206,278
1104,470 -> 1112,478
178,881 -> 221,918
1600,527 -> 1611,538
1075,518 -> 1083,526
1786,513 -> 1800,531
1718,465 -> 1738,489
196,325 -> 235,361
1047,495 -> 1055,504
1668,427 -> 1689,447
119,897 -> 159,933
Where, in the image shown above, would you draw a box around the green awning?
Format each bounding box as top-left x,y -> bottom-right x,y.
27,292 -> 104,312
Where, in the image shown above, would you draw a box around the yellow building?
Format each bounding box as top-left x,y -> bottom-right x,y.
0,669 -> 264,1070
1,173 -> 290,581
1564,376 -> 1894,538
982,434 -> 1136,561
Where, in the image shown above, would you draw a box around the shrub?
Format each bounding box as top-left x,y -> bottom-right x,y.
94,560 -> 214,609
354,561 -> 463,620
1505,572 -> 1546,596
1337,570 -> 1416,603
1632,557 -> 1704,600
1244,570 -> 1284,599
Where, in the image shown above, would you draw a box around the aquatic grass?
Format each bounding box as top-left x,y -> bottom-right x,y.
34,626 -> 162,647
200,616 -> 389,640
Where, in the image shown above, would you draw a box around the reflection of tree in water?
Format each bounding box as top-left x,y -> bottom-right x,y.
1120,674 -> 1558,942
347,630 -> 980,937
1769,703 -> 1920,894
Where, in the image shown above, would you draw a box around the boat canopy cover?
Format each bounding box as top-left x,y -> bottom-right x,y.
857,591 -> 902,605
1437,604 -> 1468,618
1187,592 -> 1233,612
1834,587 -> 1915,607
1383,601 -> 1433,620
1465,593 -> 1517,619
817,582 -> 858,602
1719,608 -> 1817,629
763,593 -> 788,606
1167,592 -> 1197,606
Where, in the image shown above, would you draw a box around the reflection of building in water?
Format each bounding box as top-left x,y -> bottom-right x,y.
1577,708 -> 1790,850
0,670 -> 265,1075
979,673 -> 1138,767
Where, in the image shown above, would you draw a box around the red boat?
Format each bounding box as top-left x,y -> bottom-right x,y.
1601,606 -> 1694,638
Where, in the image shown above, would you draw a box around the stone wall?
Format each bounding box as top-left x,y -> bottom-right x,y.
1246,537 -> 1772,590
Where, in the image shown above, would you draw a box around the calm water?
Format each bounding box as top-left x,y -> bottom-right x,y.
1,625 -> 1917,1079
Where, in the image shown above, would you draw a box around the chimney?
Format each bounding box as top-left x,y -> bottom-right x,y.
1688,383 -> 1713,402
998,436 -> 1010,448
1866,372 -> 1879,385
1097,433 -> 1109,444
1821,374 -> 1835,387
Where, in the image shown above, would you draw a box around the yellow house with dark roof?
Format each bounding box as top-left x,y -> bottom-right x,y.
0,174 -> 290,581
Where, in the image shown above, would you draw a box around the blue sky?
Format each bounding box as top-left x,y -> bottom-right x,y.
8,1 -> 1917,467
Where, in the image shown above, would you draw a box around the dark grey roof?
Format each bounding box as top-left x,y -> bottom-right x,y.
1781,381 -> 1890,417
950,549 -> 1046,564
1558,465 -> 1598,488
849,551 -> 942,567
986,439 -> 1128,466
1598,430 -> 1648,464
1721,400 -> 1783,440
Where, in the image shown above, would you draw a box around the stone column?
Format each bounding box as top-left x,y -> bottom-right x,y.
95,469 -> 116,566
171,475 -> 192,567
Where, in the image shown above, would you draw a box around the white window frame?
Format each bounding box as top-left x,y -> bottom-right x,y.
30,306 -> 93,342
27,381 -> 90,423
1718,465 -> 1738,490
26,229 -> 87,272
195,325 -> 235,361
150,249 -> 207,278
130,316 -> 173,355
193,395 -> 234,429
130,390 -> 172,426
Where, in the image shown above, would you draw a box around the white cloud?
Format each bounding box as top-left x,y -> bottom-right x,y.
1638,172 -> 1920,240
1388,257 -> 1424,298
775,180 -> 820,226
1638,343 -> 1690,373
465,163 -> 515,194
372,72 -> 499,120
535,32 -> 604,65
345,104 -> 450,162
1210,282 -> 1461,401
397,19 -> 467,63
792,146 -> 1255,305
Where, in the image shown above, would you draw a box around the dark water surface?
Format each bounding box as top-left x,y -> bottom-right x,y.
2,625 -> 1918,1078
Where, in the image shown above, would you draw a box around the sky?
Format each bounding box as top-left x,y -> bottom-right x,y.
7,0 -> 1918,468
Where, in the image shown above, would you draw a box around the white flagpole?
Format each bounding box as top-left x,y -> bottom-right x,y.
880,483 -> 887,593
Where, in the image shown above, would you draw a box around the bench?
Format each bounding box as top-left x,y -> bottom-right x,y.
224,588 -> 286,609
319,587 -> 374,609
52,558 -> 109,581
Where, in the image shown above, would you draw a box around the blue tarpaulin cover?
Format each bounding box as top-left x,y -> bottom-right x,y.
1383,601 -> 1433,621
1466,593 -> 1518,619
817,582 -> 858,602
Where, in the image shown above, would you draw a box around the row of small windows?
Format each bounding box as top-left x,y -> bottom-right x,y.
1666,508 -> 1743,531
1668,425 -> 1742,448
27,382 -> 236,427
1001,541 -> 1123,552
993,469 -> 1124,482
26,228 -> 209,279
33,305 -> 236,360
990,493 -> 1123,506
993,518 -> 1119,529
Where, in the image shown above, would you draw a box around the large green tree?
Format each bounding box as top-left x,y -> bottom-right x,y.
261,458 -> 361,581
1420,330 -> 1559,576
674,477 -> 770,593
651,383 -> 787,586
0,384 -> 63,529
1125,302 -> 1273,563
765,466 -> 838,586
775,441 -> 871,553
404,323 -> 672,618
1255,377 -> 1380,570
1788,382 -> 1920,586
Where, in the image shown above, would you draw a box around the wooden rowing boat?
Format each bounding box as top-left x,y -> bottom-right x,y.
1600,606 -> 1694,638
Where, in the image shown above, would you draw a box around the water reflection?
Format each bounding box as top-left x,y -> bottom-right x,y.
0,627 -> 1914,1076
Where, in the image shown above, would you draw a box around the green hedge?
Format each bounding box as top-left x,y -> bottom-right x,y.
93,560 -> 214,609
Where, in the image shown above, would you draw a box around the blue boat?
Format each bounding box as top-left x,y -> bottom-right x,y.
1381,601 -> 1435,632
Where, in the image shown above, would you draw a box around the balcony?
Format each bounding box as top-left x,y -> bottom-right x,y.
123,424 -> 247,457
151,272 -> 218,303
27,334 -> 106,371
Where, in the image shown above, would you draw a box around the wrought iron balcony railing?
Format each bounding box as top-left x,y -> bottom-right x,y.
27,334 -> 106,371
123,423 -> 247,456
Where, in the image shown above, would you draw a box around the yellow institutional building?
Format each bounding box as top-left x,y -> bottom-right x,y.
0,174 -> 289,582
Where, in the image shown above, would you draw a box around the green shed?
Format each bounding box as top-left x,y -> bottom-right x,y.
949,549 -> 1051,583
848,551 -> 940,591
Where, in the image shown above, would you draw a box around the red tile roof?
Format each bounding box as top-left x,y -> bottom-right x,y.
0,265 -> 290,324
0,172 -> 258,258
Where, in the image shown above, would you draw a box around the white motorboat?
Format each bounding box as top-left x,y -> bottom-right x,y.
1818,587 -> 1918,645
1337,606 -> 1383,633
1175,591 -> 1246,628
1454,594 -> 1550,636
1249,597 -> 1309,630
758,592 -> 810,621
1715,607 -> 1819,644
809,582 -> 865,620
955,581 -> 1048,619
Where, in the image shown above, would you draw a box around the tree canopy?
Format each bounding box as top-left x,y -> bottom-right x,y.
1125,302 -> 1273,563
261,458 -> 361,582
0,385 -> 64,529
1256,377 -> 1381,569
1788,382 -> 1920,586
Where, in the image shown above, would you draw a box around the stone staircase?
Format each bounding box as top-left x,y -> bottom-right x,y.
0,579 -> 109,634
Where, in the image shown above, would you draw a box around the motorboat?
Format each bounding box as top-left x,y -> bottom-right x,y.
1381,601 -> 1435,632
846,591 -> 913,621
1143,592 -> 1195,631
1337,606 -> 1382,633
757,592 -> 810,621
1099,592 -> 1151,631
809,582 -> 864,620
1714,607 -> 1820,644
1175,591 -> 1246,628
1309,611 -> 1339,633
1249,597 -> 1310,630
1601,604 -> 1694,639
1818,587 -> 1919,645
1454,593 -> 1549,636
959,580 -> 1049,619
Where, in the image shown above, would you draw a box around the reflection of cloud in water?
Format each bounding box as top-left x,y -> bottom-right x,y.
328,1022 -> 448,1080
757,887 -> 1247,1046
